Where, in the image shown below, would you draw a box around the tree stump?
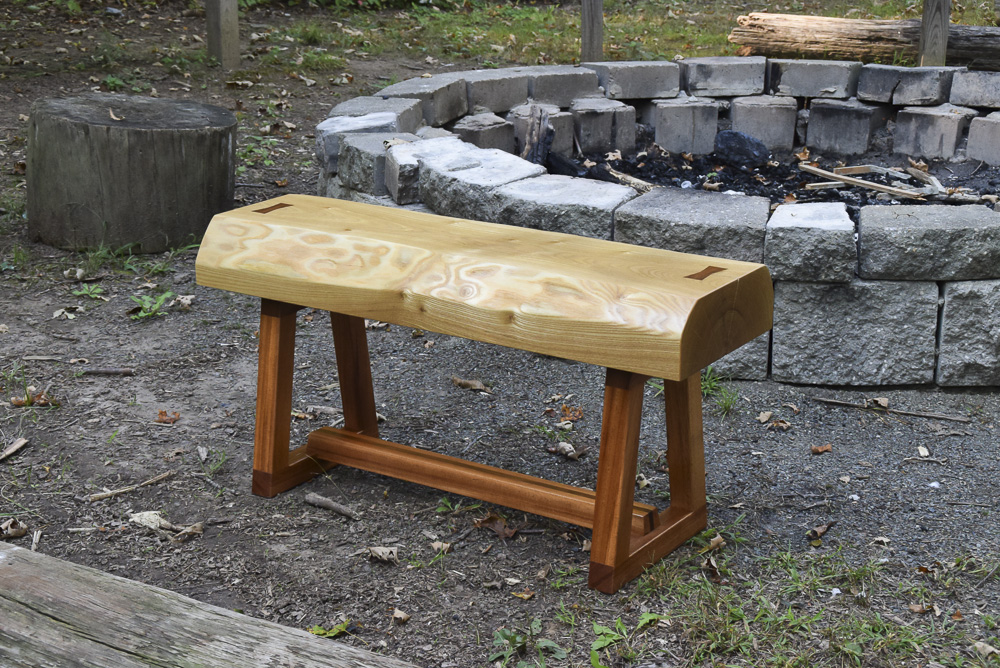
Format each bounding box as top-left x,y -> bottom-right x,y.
28,93 -> 236,253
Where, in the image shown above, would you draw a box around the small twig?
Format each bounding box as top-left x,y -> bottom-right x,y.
973,563 -> 999,590
811,397 -> 972,423
799,162 -> 925,200
80,367 -> 136,376
0,438 -> 29,463
945,501 -> 992,508
86,470 -> 175,502
235,182 -> 269,188
305,492 -> 361,520
902,457 -> 948,465
449,526 -> 477,545
30,529 -> 41,551
803,500 -> 832,510
67,527 -> 101,533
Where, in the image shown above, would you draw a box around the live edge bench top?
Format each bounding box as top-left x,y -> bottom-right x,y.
196,194 -> 773,381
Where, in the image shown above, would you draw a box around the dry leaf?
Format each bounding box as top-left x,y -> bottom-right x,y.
274,179 -> 289,187
0,324 -> 8,334
811,443 -> 833,455
636,473 -> 650,489
430,541 -> 452,553
475,513 -> 517,539
392,608 -> 411,624
109,107 -> 124,121
806,521 -> 836,541
783,193 -> 797,203
129,511 -> 176,532
872,536 -> 891,545
908,603 -> 931,614
917,445 -> 930,458
869,397 -> 889,409
511,589 -> 535,600
951,609 -> 963,621
839,475 -> 851,483
794,147 -> 810,161
368,546 -> 399,563
547,441 -> 587,460
451,376 -> 491,393
0,438 -> 29,462
973,642 -> 1000,657
767,419 -> 792,432
0,518 -> 28,539
504,577 -> 522,586
697,534 -> 726,554
560,404 -> 583,421
170,522 -> 203,543
756,411 -> 773,423
155,410 -> 181,424
782,403 -> 801,414
908,157 -> 929,172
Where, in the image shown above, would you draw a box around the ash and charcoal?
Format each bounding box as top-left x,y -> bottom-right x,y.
553,129 -> 1000,217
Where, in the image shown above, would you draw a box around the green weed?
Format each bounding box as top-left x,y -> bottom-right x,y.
71,284 -> 105,300
129,291 -> 174,320
490,618 -> 566,667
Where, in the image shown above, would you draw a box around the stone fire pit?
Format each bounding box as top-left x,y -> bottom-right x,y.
313,57 -> 1000,388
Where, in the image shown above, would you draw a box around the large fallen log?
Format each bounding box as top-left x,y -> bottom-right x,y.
729,13 -> 1000,71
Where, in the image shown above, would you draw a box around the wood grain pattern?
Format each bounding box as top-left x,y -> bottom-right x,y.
919,0 -> 951,66
196,195 -> 772,381
330,313 -> 380,437
0,543 -> 417,668
306,427 -> 659,535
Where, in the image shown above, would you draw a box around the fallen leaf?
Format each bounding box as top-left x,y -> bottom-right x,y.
547,441 -> 587,460
794,147 -> 810,161
811,443 -> 833,455
168,294 -> 195,309
451,375 -> 491,393
155,410 -> 180,424
636,473 -> 650,489
129,511 -> 176,532
392,608 -> 410,623
701,556 -> 725,583
291,411 -> 316,420
917,445 -> 930,458
0,518 -> 28,539
430,541 -> 452,553
109,107 -> 124,121
767,419 -> 792,432
756,411 -> 773,423
475,513 -> 517,539
504,577 -> 522,586
368,546 -> 399,563
908,157 -> 929,172
274,179 -> 289,187
0,324 -> 8,334
951,609 -> 963,621
806,521 -> 836,541
783,193 -> 797,203
0,438 -> 29,462
872,536 -> 891,545
512,589 -> 535,600
782,403 -> 800,415
697,534 -> 726,554
581,538 -> 591,551
973,641 -> 1000,657
560,404 -> 583,421
52,306 -> 83,320
908,603 -> 931,614
170,522 -> 203,543
869,397 -> 889,409
839,475 -> 850,483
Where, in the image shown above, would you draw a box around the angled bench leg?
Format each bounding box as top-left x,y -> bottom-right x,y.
252,299 -> 330,497
589,372 -> 707,593
330,312 -> 379,438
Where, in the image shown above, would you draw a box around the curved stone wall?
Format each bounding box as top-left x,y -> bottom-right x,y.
313,58 -> 1000,387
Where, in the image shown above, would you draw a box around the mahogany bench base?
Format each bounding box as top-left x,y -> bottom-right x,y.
251,298 -> 707,594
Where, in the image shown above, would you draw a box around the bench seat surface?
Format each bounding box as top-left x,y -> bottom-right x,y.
196,195 -> 772,380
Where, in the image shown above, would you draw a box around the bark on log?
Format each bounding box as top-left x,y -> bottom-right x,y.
0,542 -> 417,668
28,93 -> 236,253
729,12 -> 1000,71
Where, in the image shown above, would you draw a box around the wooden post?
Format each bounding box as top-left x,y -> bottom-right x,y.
206,0 -> 240,70
918,0 -> 950,66
581,0 -> 603,62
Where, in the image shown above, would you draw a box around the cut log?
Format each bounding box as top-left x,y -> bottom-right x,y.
518,105 -> 554,165
729,12 -> 1000,71
28,93 -> 236,253
0,542 -> 416,668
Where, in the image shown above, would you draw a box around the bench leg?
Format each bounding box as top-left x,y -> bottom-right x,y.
330,313 -> 379,438
251,299 -> 329,497
588,372 -> 707,593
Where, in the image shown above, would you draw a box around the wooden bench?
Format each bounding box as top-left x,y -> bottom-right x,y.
195,194 -> 773,593
0,543 -> 416,668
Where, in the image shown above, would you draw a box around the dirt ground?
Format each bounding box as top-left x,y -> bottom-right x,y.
2,3 -> 1000,667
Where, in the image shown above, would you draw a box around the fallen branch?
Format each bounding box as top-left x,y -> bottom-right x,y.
87,470 -> 176,502
304,492 -> 361,521
798,163 -> 925,200
811,397 -> 972,423
0,438 -> 29,463
587,163 -> 659,194
901,457 -> 948,464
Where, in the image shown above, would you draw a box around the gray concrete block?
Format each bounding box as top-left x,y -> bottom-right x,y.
385,136 -> 470,205
314,112 -> 399,174
950,70 -> 1000,107
520,65 -> 601,107
377,75 -> 468,127
806,98 -> 890,155
711,332 -> 770,381
858,65 -> 962,105
418,147 -> 546,221
614,188 -> 770,263
731,96 -> 798,151
570,98 -> 636,153
681,56 -> 766,97
893,103 -> 977,159
767,59 -> 861,99
938,279 -> 1000,386
439,69 -> 531,114
967,111 -> 1000,164
651,94 -> 719,154
327,96 -> 422,133
416,126 -> 456,139
451,113 -> 516,153
338,132 -> 420,196
771,280 -> 938,385
581,61 -> 680,99
507,103 -> 574,157
764,203 -> 856,282
860,204 -> 1000,280
487,174 -> 636,238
